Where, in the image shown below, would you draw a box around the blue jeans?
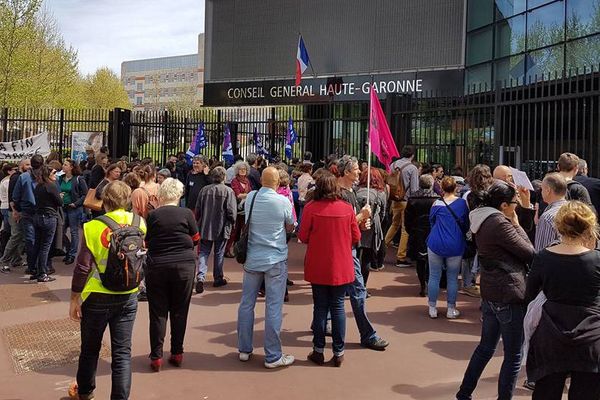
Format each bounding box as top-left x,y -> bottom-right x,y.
197,238 -> 226,282
311,284 -> 348,356
77,293 -> 138,400
348,248 -> 378,344
237,260 -> 287,363
64,207 -> 82,258
427,249 -> 462,307
20,213 -> 36,271
456,301 -> 526,400
32,214 -> 57,277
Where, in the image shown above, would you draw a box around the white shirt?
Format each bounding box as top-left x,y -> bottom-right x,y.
0,176 -> 10,209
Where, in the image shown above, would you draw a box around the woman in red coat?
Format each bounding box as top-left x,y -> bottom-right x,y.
298,171 -> 360,367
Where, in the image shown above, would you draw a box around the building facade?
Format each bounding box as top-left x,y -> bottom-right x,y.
121,34 -> 205,111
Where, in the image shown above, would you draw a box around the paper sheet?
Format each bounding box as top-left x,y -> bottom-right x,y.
509,167 -> 534,191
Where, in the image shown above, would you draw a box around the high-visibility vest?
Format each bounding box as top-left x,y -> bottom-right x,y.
80,209 -> 147,302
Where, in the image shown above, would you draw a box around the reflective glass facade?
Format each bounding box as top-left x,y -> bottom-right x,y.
466,0 -> 600,91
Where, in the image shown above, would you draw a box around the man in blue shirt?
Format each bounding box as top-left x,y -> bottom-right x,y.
237,167 -> 295,369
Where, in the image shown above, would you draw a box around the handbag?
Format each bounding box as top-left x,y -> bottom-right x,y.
234,191 -> 259,264
83,188 -> 103,211
439,196 -> 476,258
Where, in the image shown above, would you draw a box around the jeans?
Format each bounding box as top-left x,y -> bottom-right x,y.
77,293 -> 138,400
237,260 -> 287,363
533,371 -> 600,400
348,248 -> 378,345
457,301 -> 526,400
0,210 -> 23,267
20,213 -> 36,271
32,214 -> 57,277
64,207 -> 82,258
197,238 -> 226,282
311,284 -> 348,356
146,262 -> 195,360
427,249 -> 462,307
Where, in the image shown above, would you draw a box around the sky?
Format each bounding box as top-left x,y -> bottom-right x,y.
48,0 -> 205,76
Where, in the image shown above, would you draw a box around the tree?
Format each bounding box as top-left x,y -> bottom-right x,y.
83,67 -> 131,109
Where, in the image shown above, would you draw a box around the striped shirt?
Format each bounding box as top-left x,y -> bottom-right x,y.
534,199 -> 567,252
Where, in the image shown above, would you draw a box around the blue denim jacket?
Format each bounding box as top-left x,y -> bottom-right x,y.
12,171 -> 36,214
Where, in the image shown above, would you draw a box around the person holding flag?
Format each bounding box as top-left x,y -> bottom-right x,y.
186,123 -> 207,165
285,117 -> 297,160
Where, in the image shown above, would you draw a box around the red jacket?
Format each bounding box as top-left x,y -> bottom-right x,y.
298,199 -> 360,286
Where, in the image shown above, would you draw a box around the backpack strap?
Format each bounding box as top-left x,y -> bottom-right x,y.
131,213 -> 141,229
96,215 -> 122,231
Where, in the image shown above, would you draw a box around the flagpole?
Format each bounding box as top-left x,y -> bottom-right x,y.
366,77 -> 375,207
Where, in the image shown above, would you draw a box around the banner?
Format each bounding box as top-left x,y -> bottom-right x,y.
0,132 -> 51,160
72,131 -> 104,162
369,86 -> 399,172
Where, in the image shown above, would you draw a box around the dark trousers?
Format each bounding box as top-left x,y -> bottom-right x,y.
225,215 -> 244,254
146,262 -> 195,360
311,284 -> 348,355
77,293 -> 137,400
533,371 -> 600,400
416,255 -> 429,292
359,248 -> 374,286
21,213 -> 36,271
457,301 -> 525,400
32,214 -> 57,277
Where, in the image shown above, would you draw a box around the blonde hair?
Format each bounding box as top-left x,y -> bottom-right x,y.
555,201 -> 598,241
102,181 -> 131,211
158,178 -> 184,203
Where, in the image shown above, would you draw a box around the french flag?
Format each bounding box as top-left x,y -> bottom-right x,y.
295,35 -> 310,86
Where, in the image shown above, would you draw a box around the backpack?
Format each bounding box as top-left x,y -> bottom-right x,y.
386,163 -> 410,201
95,214 -> 147,291
141,187 -> 159,212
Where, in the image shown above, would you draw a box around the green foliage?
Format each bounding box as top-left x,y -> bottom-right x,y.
82,67 -> 130,109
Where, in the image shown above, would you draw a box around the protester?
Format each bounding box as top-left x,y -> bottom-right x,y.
156,168 -> 171,184
89,153 -> 108,189
385,146 -> 420,268
131,164 -> 160,219
93,163 -> 122,217
58,159 -> 88,265
237,167 -> 295,368
70,181 -> 145,400
336,155 -> 389,351
0,163 -> 17,256
493,165 -> 536,235
535,173 -> 567,251
195,166 -> 237,292
525,201 -> 600,399
298,171 -> 360,367
426,176 -> 469,319
122,172 -> 141,192
246,153 -> 262,190
430,164 -> 444,196
456,182 -> 535,400
296,163 -> 314,224
0,159 -> 28,273
227,161 -> 252,258
557,152 -> 593,208
145,178 -> 199,371
226,154 -> 244,184
404,174 -> 438,297
574,158 -> 600,213
185,155 -> 209,212
356,167 -> 387,283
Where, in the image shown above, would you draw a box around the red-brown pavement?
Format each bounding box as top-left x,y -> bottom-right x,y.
0,242 -> 536,400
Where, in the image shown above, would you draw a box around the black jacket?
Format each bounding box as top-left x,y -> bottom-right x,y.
57,174 -> 88,208
574,174 -> 600,214
404,190 -> 438,258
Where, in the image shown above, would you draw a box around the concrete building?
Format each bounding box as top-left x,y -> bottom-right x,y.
121,34 -> 205,111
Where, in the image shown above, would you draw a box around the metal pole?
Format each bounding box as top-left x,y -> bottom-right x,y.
59,109 -> 65,157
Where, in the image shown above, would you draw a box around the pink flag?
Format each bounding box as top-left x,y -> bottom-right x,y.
369,87 -> 399,172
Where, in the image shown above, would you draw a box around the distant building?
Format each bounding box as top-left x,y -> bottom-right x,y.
121,34 -> 205,111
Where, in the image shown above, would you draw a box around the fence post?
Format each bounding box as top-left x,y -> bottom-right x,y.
1,108 -> 7,142
59,109 -> 65,157
162,110 -> 169,166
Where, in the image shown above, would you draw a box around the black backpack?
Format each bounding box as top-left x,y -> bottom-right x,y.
96,214 -> 147,291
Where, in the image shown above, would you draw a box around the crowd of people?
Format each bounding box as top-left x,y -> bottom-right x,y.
0,145 -> 599,400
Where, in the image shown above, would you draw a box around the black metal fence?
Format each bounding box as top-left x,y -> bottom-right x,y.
0,67 -> 599,179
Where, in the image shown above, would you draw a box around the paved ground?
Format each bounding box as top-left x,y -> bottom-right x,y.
0,242 -> 537,400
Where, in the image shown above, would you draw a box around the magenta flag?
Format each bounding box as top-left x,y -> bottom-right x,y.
369,87 -> 399,172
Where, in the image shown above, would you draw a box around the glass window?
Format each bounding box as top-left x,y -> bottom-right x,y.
495,55 -> 526,85
136,83 -> 143,91
528,0 -> 555,9
527,1 -> 566,50
135,97 -> 142,105
567,0 -> 600,39
467,27 -> 494,65
566,34 -> 600,73
495,15 -> 526,57
465,63 -> 492,92
495,0 -> 526,20
526,44 -> 565,81
468,0 -> 494,31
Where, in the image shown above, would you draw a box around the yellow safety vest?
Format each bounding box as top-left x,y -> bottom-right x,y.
80,209 -> 147,302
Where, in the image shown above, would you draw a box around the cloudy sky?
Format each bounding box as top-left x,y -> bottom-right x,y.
49,0 -> 205,76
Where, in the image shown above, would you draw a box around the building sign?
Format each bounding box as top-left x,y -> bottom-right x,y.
204,69 -> 464,106
0,132 -> 51,160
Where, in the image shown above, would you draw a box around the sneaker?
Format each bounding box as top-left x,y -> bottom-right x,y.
460,286 -> 480,298
369,265 -> 384,272
37,275 -> 56,283
239,352 -> 252,362
168,353 -> 183,367
446,308 -> 461,319
361,337 -> 389,351
395,259 -> 413,268
195,281 -> 204,294
29,274 -> 39,281
264,354 -> 295,369
307,351 -> 325,365
429,306 -> 438,319
150,358 -> 162,372
213,278 -> 228,288
286,279 -> 294,286
332,354 -> 344,367
64,257 -> 75,265
523,380 -> 536,391
0,266 -> 10,274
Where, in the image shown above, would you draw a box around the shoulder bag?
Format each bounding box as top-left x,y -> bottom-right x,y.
234,191 -> 259,264
439,196 -> 476,258
83,188 -> 103,211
